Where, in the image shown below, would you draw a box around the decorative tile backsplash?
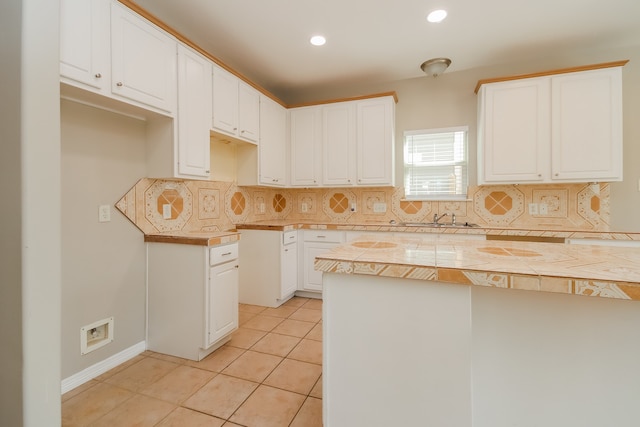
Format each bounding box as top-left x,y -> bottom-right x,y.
115,178 -> 610,234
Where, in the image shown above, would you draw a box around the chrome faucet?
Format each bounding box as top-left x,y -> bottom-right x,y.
433,212 -> 448,224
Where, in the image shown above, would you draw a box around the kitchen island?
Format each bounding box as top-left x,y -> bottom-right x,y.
317,234 -> 640,427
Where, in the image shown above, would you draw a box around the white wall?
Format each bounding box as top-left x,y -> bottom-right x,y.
472,286 -> 640,427
60,100 -> 148,378
0,0 -> 62,425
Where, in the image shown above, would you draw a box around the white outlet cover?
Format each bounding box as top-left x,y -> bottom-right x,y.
528,203 -> 538,215
373,202 -> 387,213
539,203 -> 548,215
162,204 -> 172,219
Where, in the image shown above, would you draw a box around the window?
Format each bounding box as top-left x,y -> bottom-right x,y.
403,126 -> 468,199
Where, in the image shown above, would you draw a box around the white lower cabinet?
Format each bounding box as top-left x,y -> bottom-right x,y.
238,229 -> 298,307
147,242 -> 239,361
301,230 -> 345,293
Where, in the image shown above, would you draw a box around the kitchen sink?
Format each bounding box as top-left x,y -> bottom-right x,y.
400,222 -> 479,228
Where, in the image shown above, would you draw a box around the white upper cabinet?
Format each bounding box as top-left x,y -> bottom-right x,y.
238,81 -> 260,143
176,45 -> 212,179
550,68 -> 623,181
478,77 -> 550,183
259,95 -> 288,186
289,95 -> 396,188
356,96 -> 396,186
212,65 -> 260,144
211,65 -> 238,135
323,102 -> 357,186
477,65 -> 624,184
60,0 -> 110,91
290,106 -> 322,186
110,2 -> 177,114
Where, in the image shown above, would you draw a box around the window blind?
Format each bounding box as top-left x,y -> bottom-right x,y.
403,127 -> 468,199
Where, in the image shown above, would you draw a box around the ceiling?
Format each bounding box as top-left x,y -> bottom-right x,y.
133,0 -> 640,101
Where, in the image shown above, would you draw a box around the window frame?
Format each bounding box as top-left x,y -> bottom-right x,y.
403,126 -> 469,201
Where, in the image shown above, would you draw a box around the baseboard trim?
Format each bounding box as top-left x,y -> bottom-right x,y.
61,341 -> 146,394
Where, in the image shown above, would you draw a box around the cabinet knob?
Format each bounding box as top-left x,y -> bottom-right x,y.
538,174 -> 542,177
116,82 -> 123,87
233,127 -> 238,131
555,173 -> 559,177
94,73 -> 102,78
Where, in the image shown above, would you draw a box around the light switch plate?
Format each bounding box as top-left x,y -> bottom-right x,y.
539,203 -> 548,215
98,205 -> 111,222
528,203 -> 538,215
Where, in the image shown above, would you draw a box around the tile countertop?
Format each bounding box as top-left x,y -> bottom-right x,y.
314,234 -> 640,301
235,220 -> 640,241
144,230 -> 241,246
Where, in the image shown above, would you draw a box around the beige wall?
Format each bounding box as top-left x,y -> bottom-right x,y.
60,100 -> 148,378
284,44 -> 640,232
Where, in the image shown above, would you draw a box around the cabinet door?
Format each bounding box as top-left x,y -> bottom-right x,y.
111,3 -> 177,114
303,244 -> 333,292
551,68 -> 623,181
208,262 -> 239,347
323,102 -> 356,186
290,106 -> 322,186
259,96 -> 287,186
177,45 -> 212,178
479,78 -> 550,183
60,0 -> 110,91
212,65 -> 239,135
356,97 -> 395,185
238,81 -> 260,143
281,242 -> 298,299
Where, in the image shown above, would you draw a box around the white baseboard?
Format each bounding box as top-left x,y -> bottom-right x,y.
61,341 -> 146,394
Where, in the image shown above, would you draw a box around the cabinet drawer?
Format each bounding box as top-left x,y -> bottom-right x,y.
303,230 -> 345,243
283,231 -> 298,245
210,242 -> 239,266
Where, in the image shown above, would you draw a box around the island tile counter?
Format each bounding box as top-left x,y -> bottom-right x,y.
320,234 -> 640,427
315,234 -> 640,301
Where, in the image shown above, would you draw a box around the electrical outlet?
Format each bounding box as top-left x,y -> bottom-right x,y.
259,203 -> 265,214
539,203 -> 548,215
162,204 -> 172,219
98,205 -> 111,222
373,202 -> 387,213
528,203 -> 538,215
301,202 -> 308,213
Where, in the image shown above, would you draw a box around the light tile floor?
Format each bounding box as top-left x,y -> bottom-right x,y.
62,297 -> 323,427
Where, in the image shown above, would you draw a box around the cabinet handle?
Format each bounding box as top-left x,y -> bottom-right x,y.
317,235 -> 326,238
555,173 -> 559,177
538,174 -> 542,177
221,252 -> 232,256
233,127 -> 238,131
116,82 -> 123,87
95,73 -> 102,78
235,265 -> 239,269
284,248 -> 289,252
205,170 -> 210,174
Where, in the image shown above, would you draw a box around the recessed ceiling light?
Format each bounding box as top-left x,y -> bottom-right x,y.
427,9 -> 447,23
310,35 -> 326,46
